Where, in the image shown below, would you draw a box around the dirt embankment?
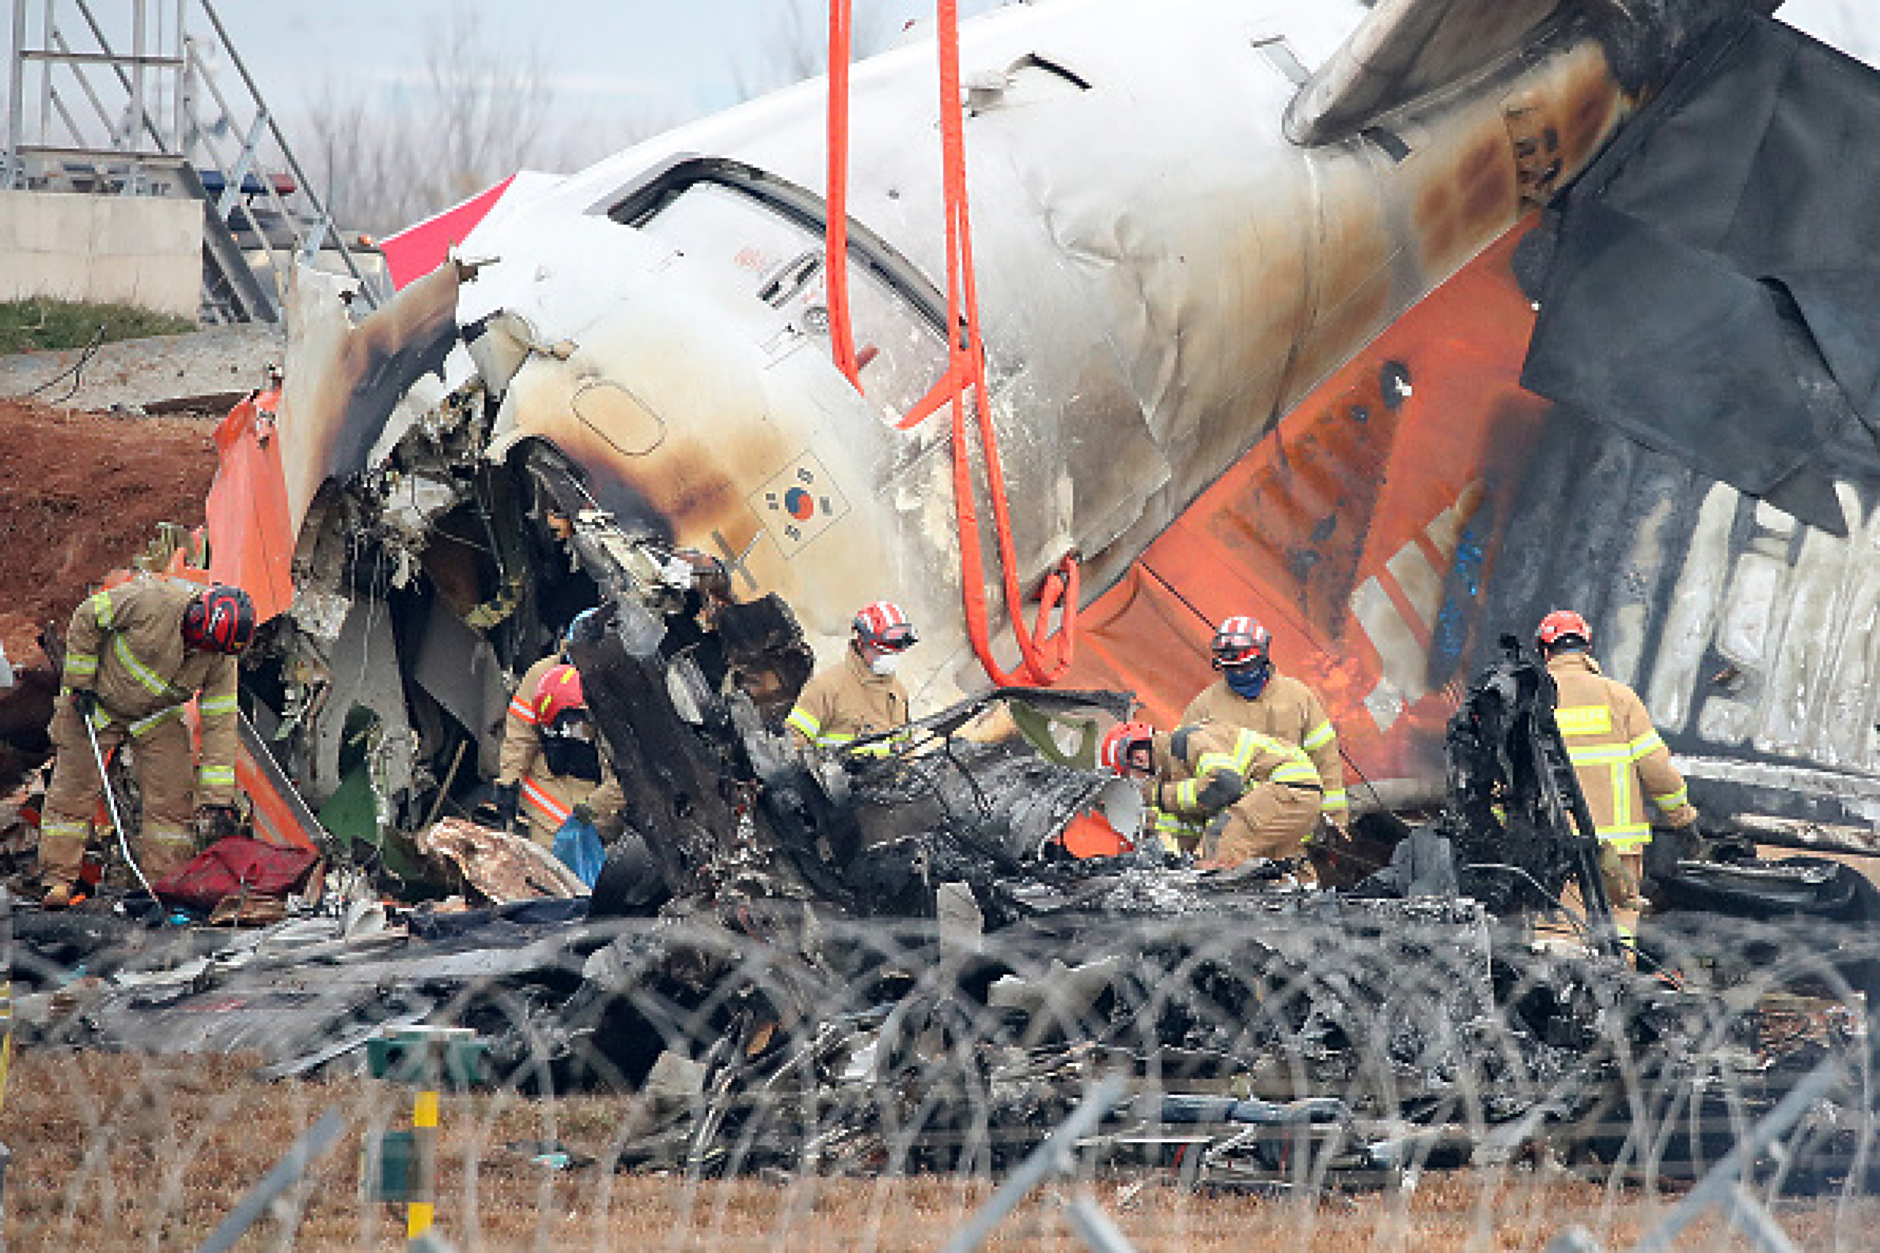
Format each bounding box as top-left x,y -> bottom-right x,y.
0,398 -> 219,666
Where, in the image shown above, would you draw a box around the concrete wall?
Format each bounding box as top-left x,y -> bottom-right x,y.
0,190 -> 201,319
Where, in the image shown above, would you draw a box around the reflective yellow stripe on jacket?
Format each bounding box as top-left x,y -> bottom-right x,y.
1559,704 -> 1650,848
112,633 -> 170,696
785,705 -> 895,756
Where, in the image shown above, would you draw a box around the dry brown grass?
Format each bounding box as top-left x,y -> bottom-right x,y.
2,1047 -> 1872,1251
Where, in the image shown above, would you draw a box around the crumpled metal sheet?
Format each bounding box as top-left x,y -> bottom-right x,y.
415,818 -> 590,903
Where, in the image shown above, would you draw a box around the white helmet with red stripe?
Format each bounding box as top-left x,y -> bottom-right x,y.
1210,615 -> 1271,670
852,600 -> 918,653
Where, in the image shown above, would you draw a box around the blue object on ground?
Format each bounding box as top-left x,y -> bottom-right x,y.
552,817 -> 605,888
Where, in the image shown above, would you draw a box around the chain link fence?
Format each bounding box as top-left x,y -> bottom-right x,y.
4,886 -> 1878,1250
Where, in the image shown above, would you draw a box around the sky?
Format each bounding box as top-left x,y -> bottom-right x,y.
218,1 -> 1874,100
220,0 -> 1017,126
202,1 -> 1880,145
10,2 -> 1874,180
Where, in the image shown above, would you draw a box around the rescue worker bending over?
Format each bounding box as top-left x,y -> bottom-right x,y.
1537,609 -> 1698,910
1101,719 -> 1322,867
1183,615 -> 1348,831
40,579 -> 254,909
492,607 -> 603,830
785,600 -> 915,756
492,662 -> 624,847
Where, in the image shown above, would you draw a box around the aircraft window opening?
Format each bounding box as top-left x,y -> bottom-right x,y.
606,160 -> 950,423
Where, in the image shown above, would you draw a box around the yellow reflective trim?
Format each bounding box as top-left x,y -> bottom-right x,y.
1566,744 -> 1630,765
1272,762 -> 1320,786
111,634 -> 169,696
1302,721 -> 1335,752
1556,705 -> 1612,737
90,591 -> 114,631
129,703 -> 186,737
1172,779 -> 1201,811
40,819 -> 91,839
784,707 -> 820,740
1628,730 -> 1665,760
198,694 -> 239,716
1610,762 -> 1633,834
819,730 -> 857,745
1194,751 -> 1237,778
1652,785 -> 1689,811
64,653 -> 98,676
1320,790 -> 1347,811
197,766 -> 236,786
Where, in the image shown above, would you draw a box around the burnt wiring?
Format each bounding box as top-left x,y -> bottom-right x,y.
23,325 -> 107,403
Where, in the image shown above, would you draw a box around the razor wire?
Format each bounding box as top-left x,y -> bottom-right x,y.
3,902 -> 1878,1250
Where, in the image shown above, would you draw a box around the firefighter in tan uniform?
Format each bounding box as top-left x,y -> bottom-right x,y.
785,601 -> 916,756
39,580 -> 254,909
1536,610 -> 1698,909
1183,615 -> 1348,831
1101,720 -> 1322,866
492,662 -> 625,847
491,609 -> 600,834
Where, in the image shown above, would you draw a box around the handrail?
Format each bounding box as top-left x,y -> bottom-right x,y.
197,0 -> 377,307
5,0 -> 381,317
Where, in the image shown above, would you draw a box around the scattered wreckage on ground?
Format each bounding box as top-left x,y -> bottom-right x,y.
10,562 -> 1880,1192
7,0 -> 1880,1198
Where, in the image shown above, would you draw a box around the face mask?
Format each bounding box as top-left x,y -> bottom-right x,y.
869,652 -> 902,677
1225,660 -> 1271,700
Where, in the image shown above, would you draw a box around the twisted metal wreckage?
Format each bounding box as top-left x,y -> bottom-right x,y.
14,0 -> 1880,1193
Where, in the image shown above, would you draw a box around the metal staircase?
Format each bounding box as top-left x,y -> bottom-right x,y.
3,0 -> 382,322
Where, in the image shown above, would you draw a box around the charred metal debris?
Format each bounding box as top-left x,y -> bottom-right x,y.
7,280 -> 1879,1192
13,567 -> 1880,1191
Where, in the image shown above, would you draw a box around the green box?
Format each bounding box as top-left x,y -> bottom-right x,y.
362,1129 -> 415,1202
366,1030 -> 487,1090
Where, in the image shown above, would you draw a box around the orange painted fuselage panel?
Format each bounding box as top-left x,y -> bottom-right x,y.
1060,221 -> 1551,790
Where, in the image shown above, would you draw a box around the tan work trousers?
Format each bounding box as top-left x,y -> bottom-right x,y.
1205,782 -> 1322,865
1597,844 -> 1643,911
39,697 -> 198,889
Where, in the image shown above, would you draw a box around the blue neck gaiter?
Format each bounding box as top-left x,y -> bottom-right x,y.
1225,661 -> 1271,701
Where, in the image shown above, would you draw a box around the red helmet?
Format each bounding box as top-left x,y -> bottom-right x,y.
1210,615 -> 1271,669
535,664 -> 588,726
1536,609 -> 1592,652
853,600 -> 917,652
1099,721 -> 1154,776
182,585 -> 256,654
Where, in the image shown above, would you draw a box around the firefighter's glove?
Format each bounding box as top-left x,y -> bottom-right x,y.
491,782 -> 520,832
197,804 -> 242,843
571,802 -> 596,826
69,688 -> 98,721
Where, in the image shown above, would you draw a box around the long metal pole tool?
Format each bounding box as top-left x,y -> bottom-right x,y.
81,715 -> 158,901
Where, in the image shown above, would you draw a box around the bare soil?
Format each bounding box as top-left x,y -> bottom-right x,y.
3,1048 -> 1870,1251
0,398 -> 218,666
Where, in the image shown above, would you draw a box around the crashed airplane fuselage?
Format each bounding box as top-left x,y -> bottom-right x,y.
203,0 -> 1880,851
260,0 -> 1652,691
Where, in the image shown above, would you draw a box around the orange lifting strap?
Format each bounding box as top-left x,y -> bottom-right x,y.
824,0 -> 1080,686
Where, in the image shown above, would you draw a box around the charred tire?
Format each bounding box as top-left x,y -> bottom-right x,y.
589,831 -> 670,918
